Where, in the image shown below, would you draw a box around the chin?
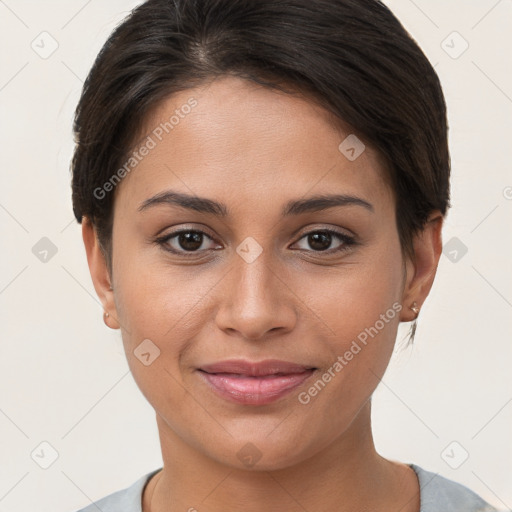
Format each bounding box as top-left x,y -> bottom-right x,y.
206,430 -> 318,472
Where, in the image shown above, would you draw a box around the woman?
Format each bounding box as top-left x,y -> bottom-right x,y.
70,0 -> 501,510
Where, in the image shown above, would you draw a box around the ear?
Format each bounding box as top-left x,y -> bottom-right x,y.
400,211 -> 444,322
82,216 -> 120,329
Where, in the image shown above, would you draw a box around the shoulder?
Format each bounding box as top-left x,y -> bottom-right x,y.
410,464 -> 504,512
71,468 -> 161,512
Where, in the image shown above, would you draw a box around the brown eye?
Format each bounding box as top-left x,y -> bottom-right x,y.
176,231 -> 204,251
156,230 -> 220,254
307,232 -> 332,251
293,229 -> 355,254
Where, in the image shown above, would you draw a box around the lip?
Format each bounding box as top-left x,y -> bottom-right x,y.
197,359 -> 316,405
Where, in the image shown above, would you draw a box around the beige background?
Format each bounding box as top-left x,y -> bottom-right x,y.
0,0 -> 511,510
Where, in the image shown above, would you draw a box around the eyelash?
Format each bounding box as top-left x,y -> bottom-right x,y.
153,228 -> 357,257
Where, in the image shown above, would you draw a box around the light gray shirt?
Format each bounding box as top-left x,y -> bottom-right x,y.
72,464 -> 502,512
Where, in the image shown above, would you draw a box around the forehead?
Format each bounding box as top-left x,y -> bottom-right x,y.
114,75 -> 393,214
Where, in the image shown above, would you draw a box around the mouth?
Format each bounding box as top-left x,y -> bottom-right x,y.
197,359 -> 317,405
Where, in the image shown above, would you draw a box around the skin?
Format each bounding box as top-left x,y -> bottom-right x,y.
82,75 -> 443,512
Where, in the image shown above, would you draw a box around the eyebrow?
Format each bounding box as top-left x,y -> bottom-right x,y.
138,190 -> 374,216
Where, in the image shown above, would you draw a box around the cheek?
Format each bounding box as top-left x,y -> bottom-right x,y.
110,218 -> 208,344
298,240 -> 404,397
114,262 -> 211,351
303,237 -> 404,345
111,262 -> 204,419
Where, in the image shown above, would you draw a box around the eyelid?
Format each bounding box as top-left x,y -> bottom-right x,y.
292,223 -> 356,240
154,223 -> 216,239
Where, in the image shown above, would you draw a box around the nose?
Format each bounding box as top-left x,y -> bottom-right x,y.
214,249 -> 297,341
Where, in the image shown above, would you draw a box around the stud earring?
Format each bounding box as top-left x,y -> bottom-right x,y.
410,301 -> 420,316
104,311 -> 110,318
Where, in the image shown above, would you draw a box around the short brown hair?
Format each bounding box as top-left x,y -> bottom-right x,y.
71,0 -> 450,270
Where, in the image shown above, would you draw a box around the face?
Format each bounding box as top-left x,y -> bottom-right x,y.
85,75 -> 437,470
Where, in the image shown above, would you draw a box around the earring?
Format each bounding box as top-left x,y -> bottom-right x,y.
410,301 -> 420,316
104,311 -> 110,318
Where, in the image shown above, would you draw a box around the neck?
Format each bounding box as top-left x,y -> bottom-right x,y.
144,401 -> 420,512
